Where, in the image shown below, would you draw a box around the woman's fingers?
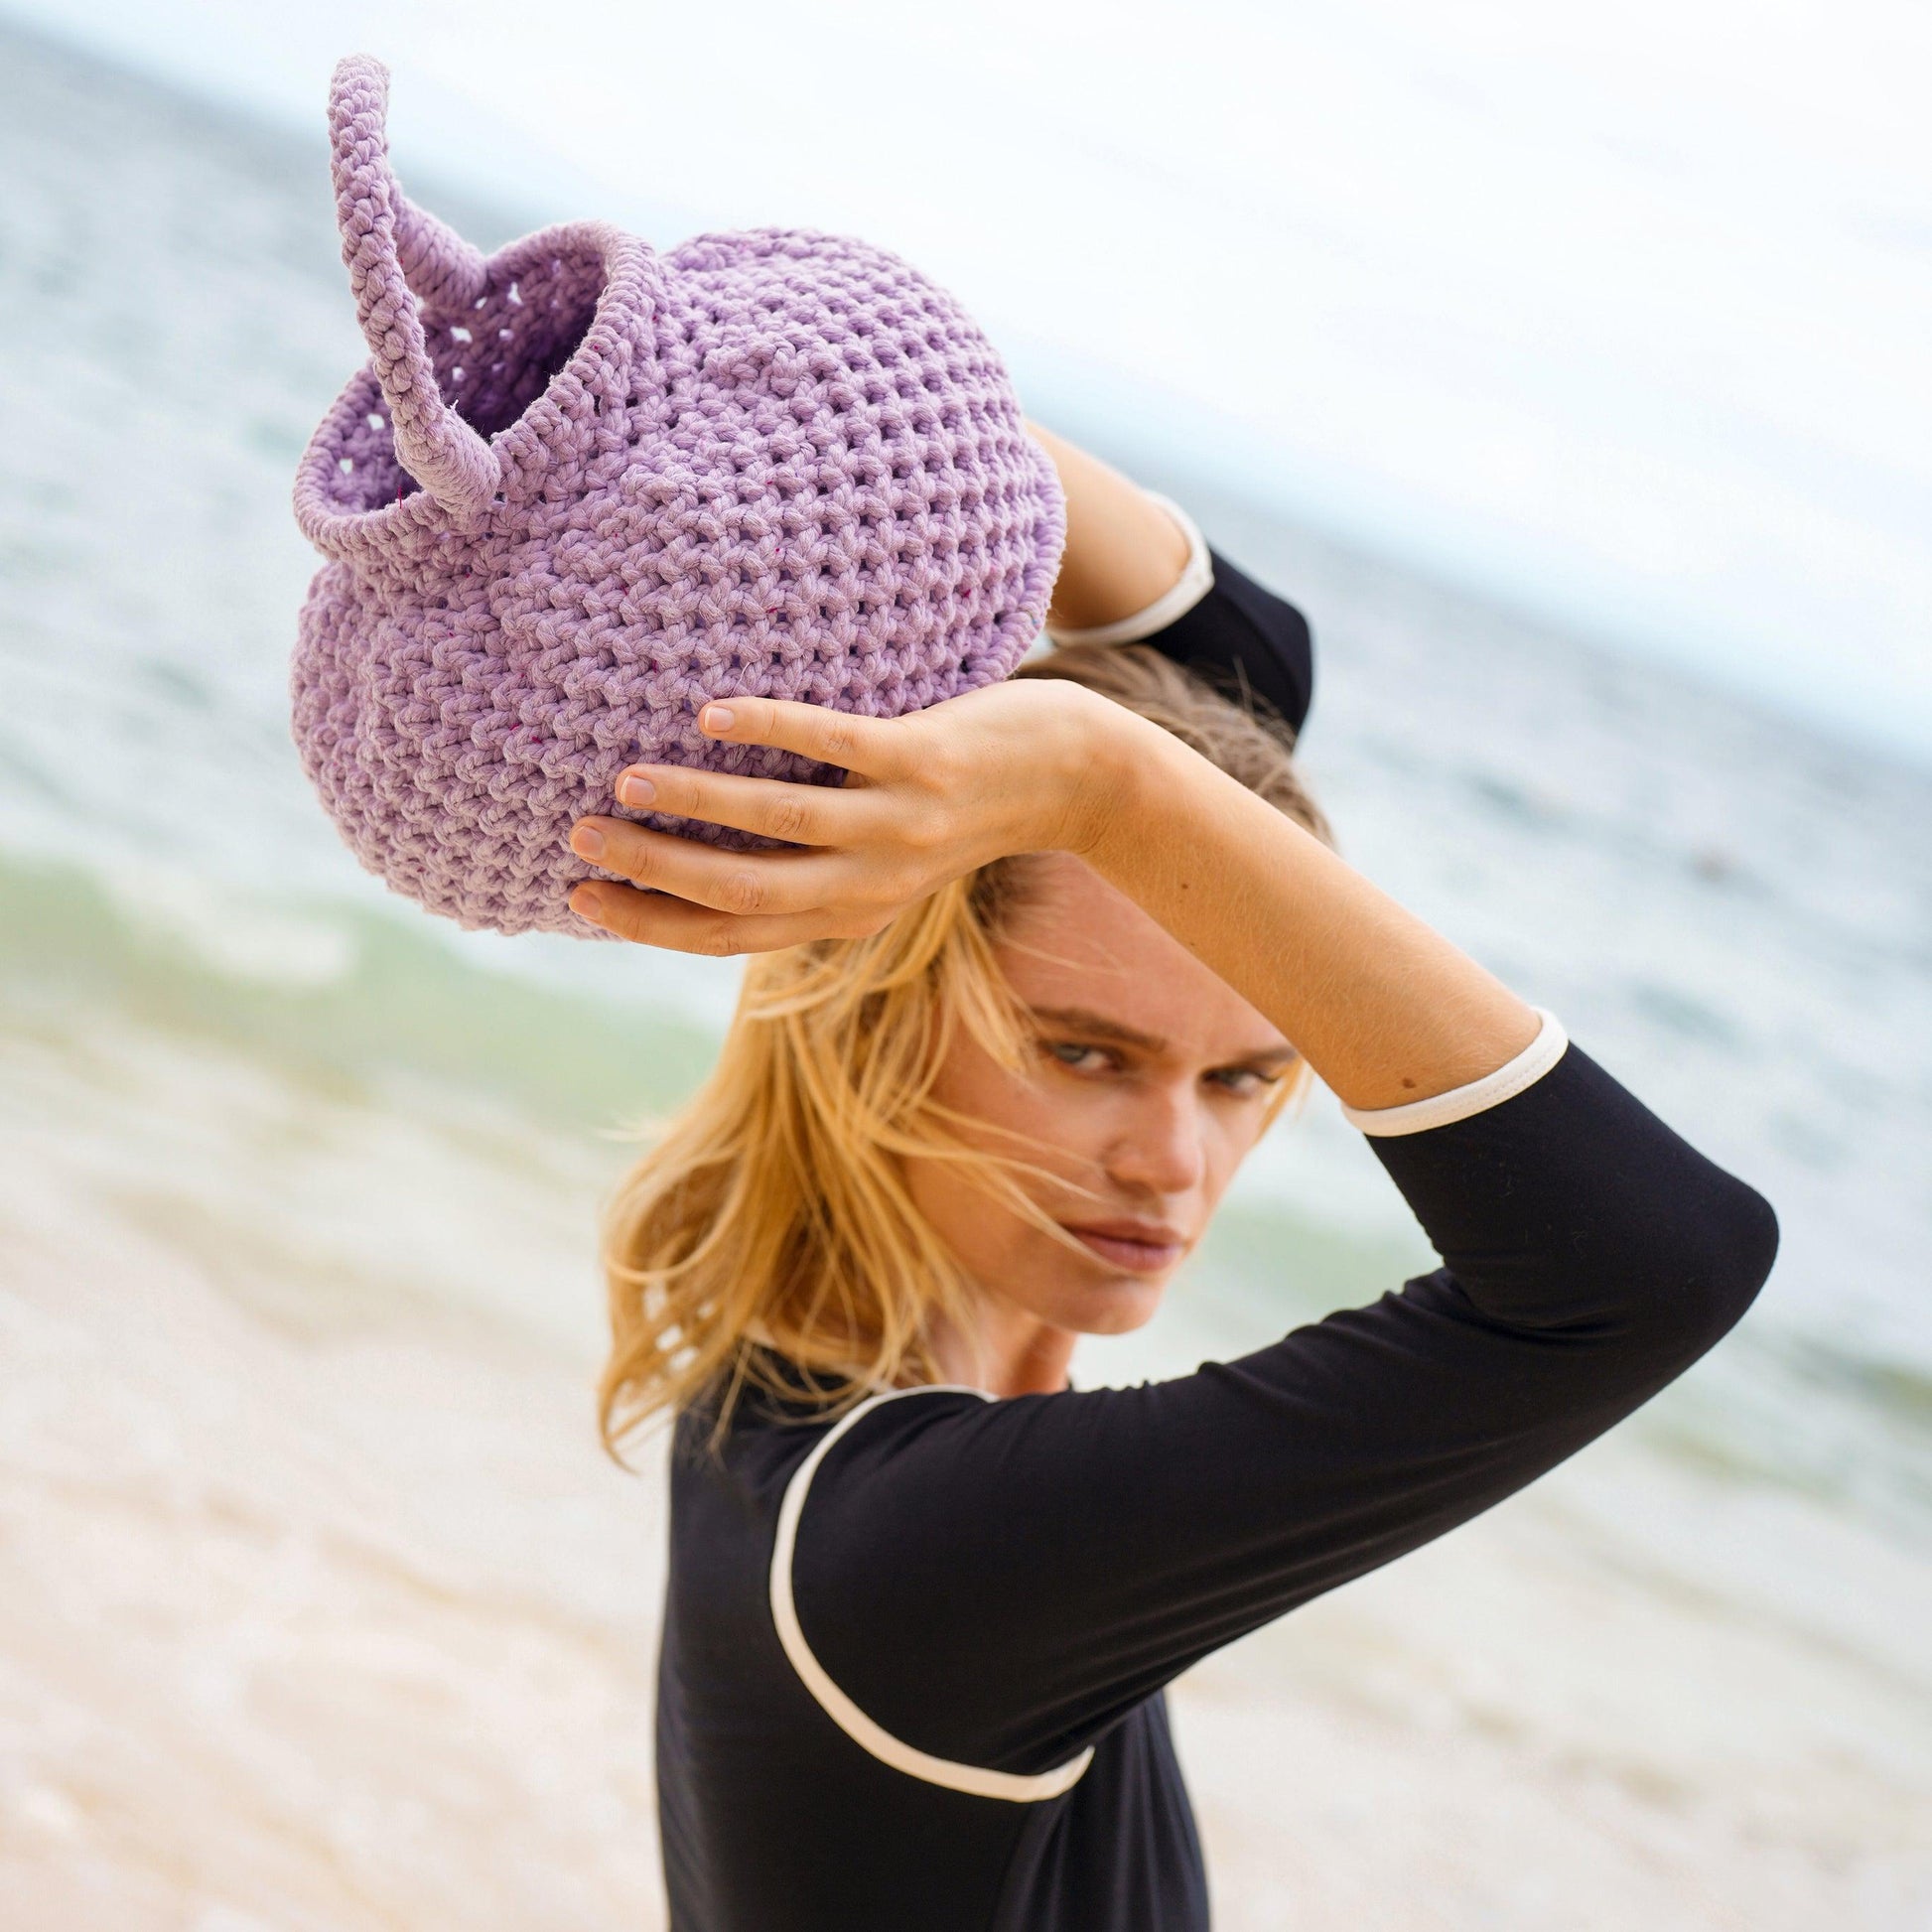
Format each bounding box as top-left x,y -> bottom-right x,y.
606,760 -> 862,847
571,816 -> 867,919
694,695 -> 904,777
559,682 -> 1104,954
568,880 -> 882,955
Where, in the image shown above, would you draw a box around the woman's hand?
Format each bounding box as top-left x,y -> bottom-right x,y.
567,663 -> 1537,1113
566,680 -> 1117,954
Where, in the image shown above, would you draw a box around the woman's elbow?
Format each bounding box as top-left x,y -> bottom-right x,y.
1648,1171 -> 1779,1356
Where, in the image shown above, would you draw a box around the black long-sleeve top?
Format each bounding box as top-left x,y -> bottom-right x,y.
652,520 -> 1777,1931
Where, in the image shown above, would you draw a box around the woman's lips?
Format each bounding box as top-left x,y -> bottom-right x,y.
1064,1223 -> 1187,1275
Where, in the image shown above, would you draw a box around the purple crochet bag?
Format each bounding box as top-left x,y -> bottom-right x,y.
292,57 -> 1064,936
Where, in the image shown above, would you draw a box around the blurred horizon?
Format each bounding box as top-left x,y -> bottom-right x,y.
7,0 -> 1931,764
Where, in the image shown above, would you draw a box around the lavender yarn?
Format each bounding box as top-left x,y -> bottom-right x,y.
291,56 -> 1065,936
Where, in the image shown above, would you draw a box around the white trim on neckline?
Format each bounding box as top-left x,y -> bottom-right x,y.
768,1384 -> 1096,1803
1340,1009 -> 1569,1138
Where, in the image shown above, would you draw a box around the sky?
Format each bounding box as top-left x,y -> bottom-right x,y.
13,0 -> 1932,758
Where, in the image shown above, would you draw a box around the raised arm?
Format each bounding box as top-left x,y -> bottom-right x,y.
788,1042 -> 1777,1780
1077,700 -> 1539,1107
568,681 -> 1531,1112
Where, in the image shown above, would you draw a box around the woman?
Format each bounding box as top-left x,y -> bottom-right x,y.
564,426 -> 1777,1931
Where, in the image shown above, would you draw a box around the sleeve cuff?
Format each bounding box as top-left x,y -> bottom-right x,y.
1340,1010 -> 1570,1138
1041,492 -> 1215,648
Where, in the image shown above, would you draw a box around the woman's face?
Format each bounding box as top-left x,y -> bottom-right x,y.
904,852 -> 1297,1343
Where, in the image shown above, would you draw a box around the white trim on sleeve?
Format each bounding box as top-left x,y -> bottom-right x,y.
1042,491 -> 1215,648
1340,1009 -> 1570,1138
768,1384 -> 1096,1803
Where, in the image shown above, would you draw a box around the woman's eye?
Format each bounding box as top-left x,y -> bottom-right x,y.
1208,1067 -> 1275,1097
1045,1041 -> 1114,1074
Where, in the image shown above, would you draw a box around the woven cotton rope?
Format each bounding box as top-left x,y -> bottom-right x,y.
292,56 -> 1065,936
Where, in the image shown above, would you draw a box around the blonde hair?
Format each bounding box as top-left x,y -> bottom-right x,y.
598,644 -> 1330,1452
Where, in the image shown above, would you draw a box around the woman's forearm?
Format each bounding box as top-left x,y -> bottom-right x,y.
569,680 -> 1534,1112
1021,432 -> 1506,1104
1073,702 -> 1539,1112
1027,421 -> 1190,632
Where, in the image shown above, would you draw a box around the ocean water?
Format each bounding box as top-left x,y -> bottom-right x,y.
3,21 -> 1929,1927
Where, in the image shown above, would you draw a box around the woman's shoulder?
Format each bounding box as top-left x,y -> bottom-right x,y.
663,1380 -> 1001,1631
671,1374 -> 994,1502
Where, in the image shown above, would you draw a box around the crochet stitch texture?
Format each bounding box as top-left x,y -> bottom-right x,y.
292,56 -> 1064,935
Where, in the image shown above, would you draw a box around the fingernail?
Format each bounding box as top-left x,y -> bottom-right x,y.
700,704 -> 735,734
571,825 -> 606,861
570,886 -> 605,921
617,772 -> 655,808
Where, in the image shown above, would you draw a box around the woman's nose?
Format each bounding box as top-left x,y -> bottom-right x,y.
1103,1088 -> 1208,1198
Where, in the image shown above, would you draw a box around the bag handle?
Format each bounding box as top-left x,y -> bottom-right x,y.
329,56 -> 502,517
